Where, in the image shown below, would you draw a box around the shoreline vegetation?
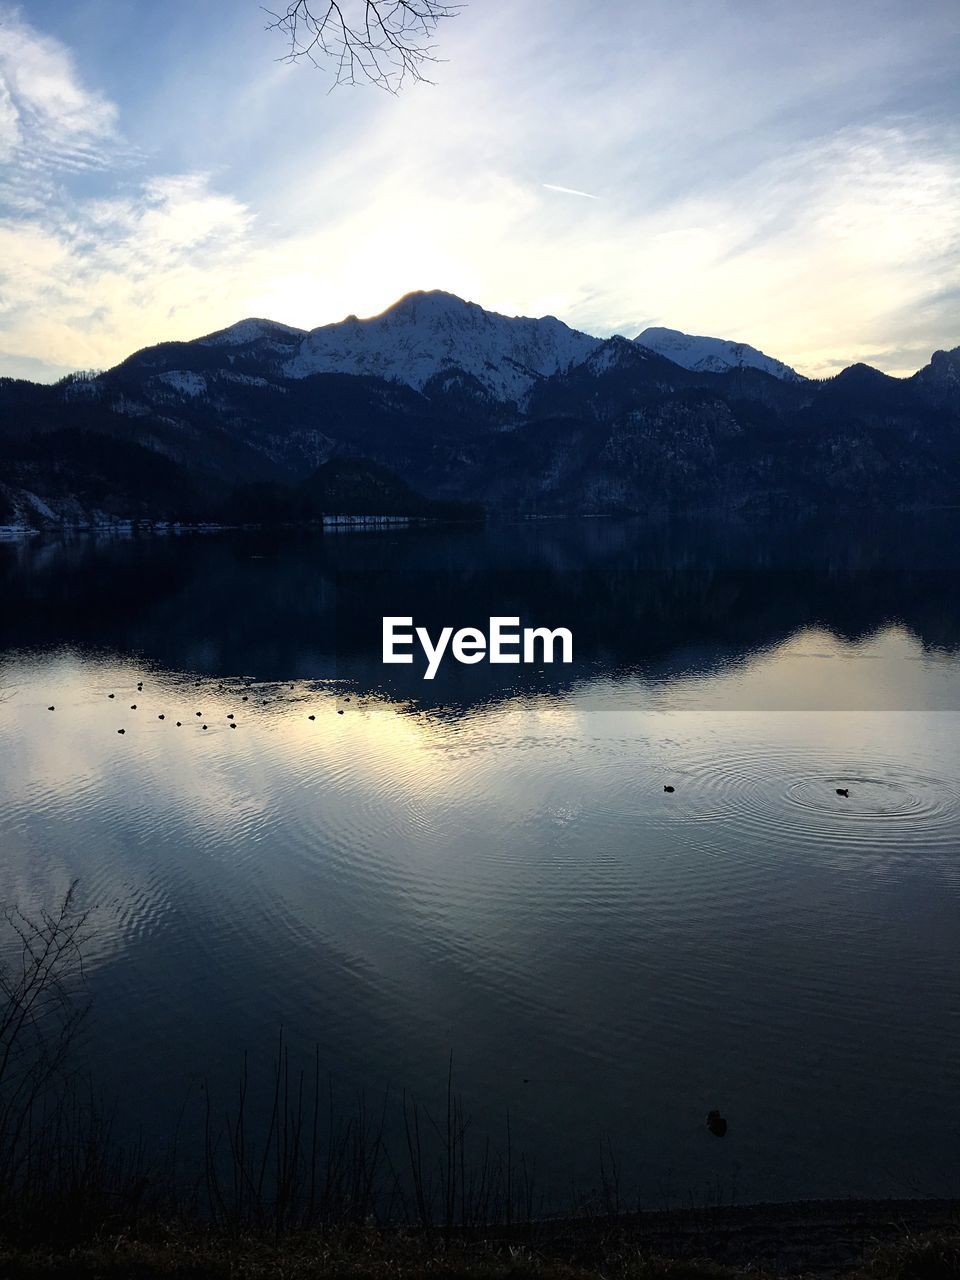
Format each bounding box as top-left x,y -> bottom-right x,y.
2,894 -> 957,1279
0,1201 -> 958,1279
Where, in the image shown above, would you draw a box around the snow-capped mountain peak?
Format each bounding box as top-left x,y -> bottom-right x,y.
110,294 -> 808,407
199,318 -> 307,349
284,290 -> 602,402
634,325 -> 803,382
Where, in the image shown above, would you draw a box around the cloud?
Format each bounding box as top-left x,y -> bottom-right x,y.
696,123 -> 960,374
0,6 -> 120,172
0,5 -> 134,224
0,349 -> 75,381
0,11 -> 258,374
542,183 -> 599,200
0,174 -> 256,372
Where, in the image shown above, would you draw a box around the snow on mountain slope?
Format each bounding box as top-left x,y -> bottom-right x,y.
132,296 -> 804,404
285,290 -> 602,401
634,326 -> 803,382
200,318 -> 307,350
579,335 -> 669,376
156,370 -> 207,396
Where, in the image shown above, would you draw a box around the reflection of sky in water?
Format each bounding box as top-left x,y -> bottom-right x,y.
1,621 -> 959,1206
1,523 -> 960,1207
645,626 -> 960,710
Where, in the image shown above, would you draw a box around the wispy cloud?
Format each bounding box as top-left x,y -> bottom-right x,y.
0,6 -> 122,177
0,175 -> 256,375
0,10 -> 255,375
542,183 -> 599,199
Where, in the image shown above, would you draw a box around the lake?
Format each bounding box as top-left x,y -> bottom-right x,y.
1,514 -> 958,1210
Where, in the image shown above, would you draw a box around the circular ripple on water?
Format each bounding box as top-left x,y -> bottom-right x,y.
676,748 -> 960,858
785,774 -> 931,821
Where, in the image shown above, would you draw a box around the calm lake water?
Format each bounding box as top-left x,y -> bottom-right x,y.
1,516 -> 959,1208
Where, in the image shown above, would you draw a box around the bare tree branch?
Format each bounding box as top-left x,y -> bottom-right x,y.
0,883 -> 91,1117
0,882 -> 93,1202
263,1 -> 463,92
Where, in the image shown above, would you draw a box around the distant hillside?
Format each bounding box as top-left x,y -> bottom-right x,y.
228,458 -> 483,525
301,457 -> 482,520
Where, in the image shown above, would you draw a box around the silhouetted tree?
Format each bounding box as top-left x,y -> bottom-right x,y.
265,0 -> 463,91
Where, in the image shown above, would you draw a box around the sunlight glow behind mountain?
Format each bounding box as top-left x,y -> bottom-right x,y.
0,2 -> 957,382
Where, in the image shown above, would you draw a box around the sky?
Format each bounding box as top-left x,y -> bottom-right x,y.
0,0 -> 958,382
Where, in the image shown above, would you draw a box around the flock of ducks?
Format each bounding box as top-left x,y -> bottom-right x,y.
47,677 -> 351,733
42,694 -> 857,806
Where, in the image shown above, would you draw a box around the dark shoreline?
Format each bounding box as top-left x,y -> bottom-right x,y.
0,1198 -> 957,1278
529,1197 -> 960,1274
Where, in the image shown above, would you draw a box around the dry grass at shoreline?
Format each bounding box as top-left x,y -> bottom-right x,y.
0,1213 -> 958,1280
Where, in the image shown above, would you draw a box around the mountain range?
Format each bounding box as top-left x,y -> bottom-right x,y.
1,290 -> 958,527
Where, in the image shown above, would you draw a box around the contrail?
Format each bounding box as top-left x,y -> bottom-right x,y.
542,183 -> 599,199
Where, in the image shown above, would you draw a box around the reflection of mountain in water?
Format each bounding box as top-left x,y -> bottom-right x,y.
1,514 -> 959,708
